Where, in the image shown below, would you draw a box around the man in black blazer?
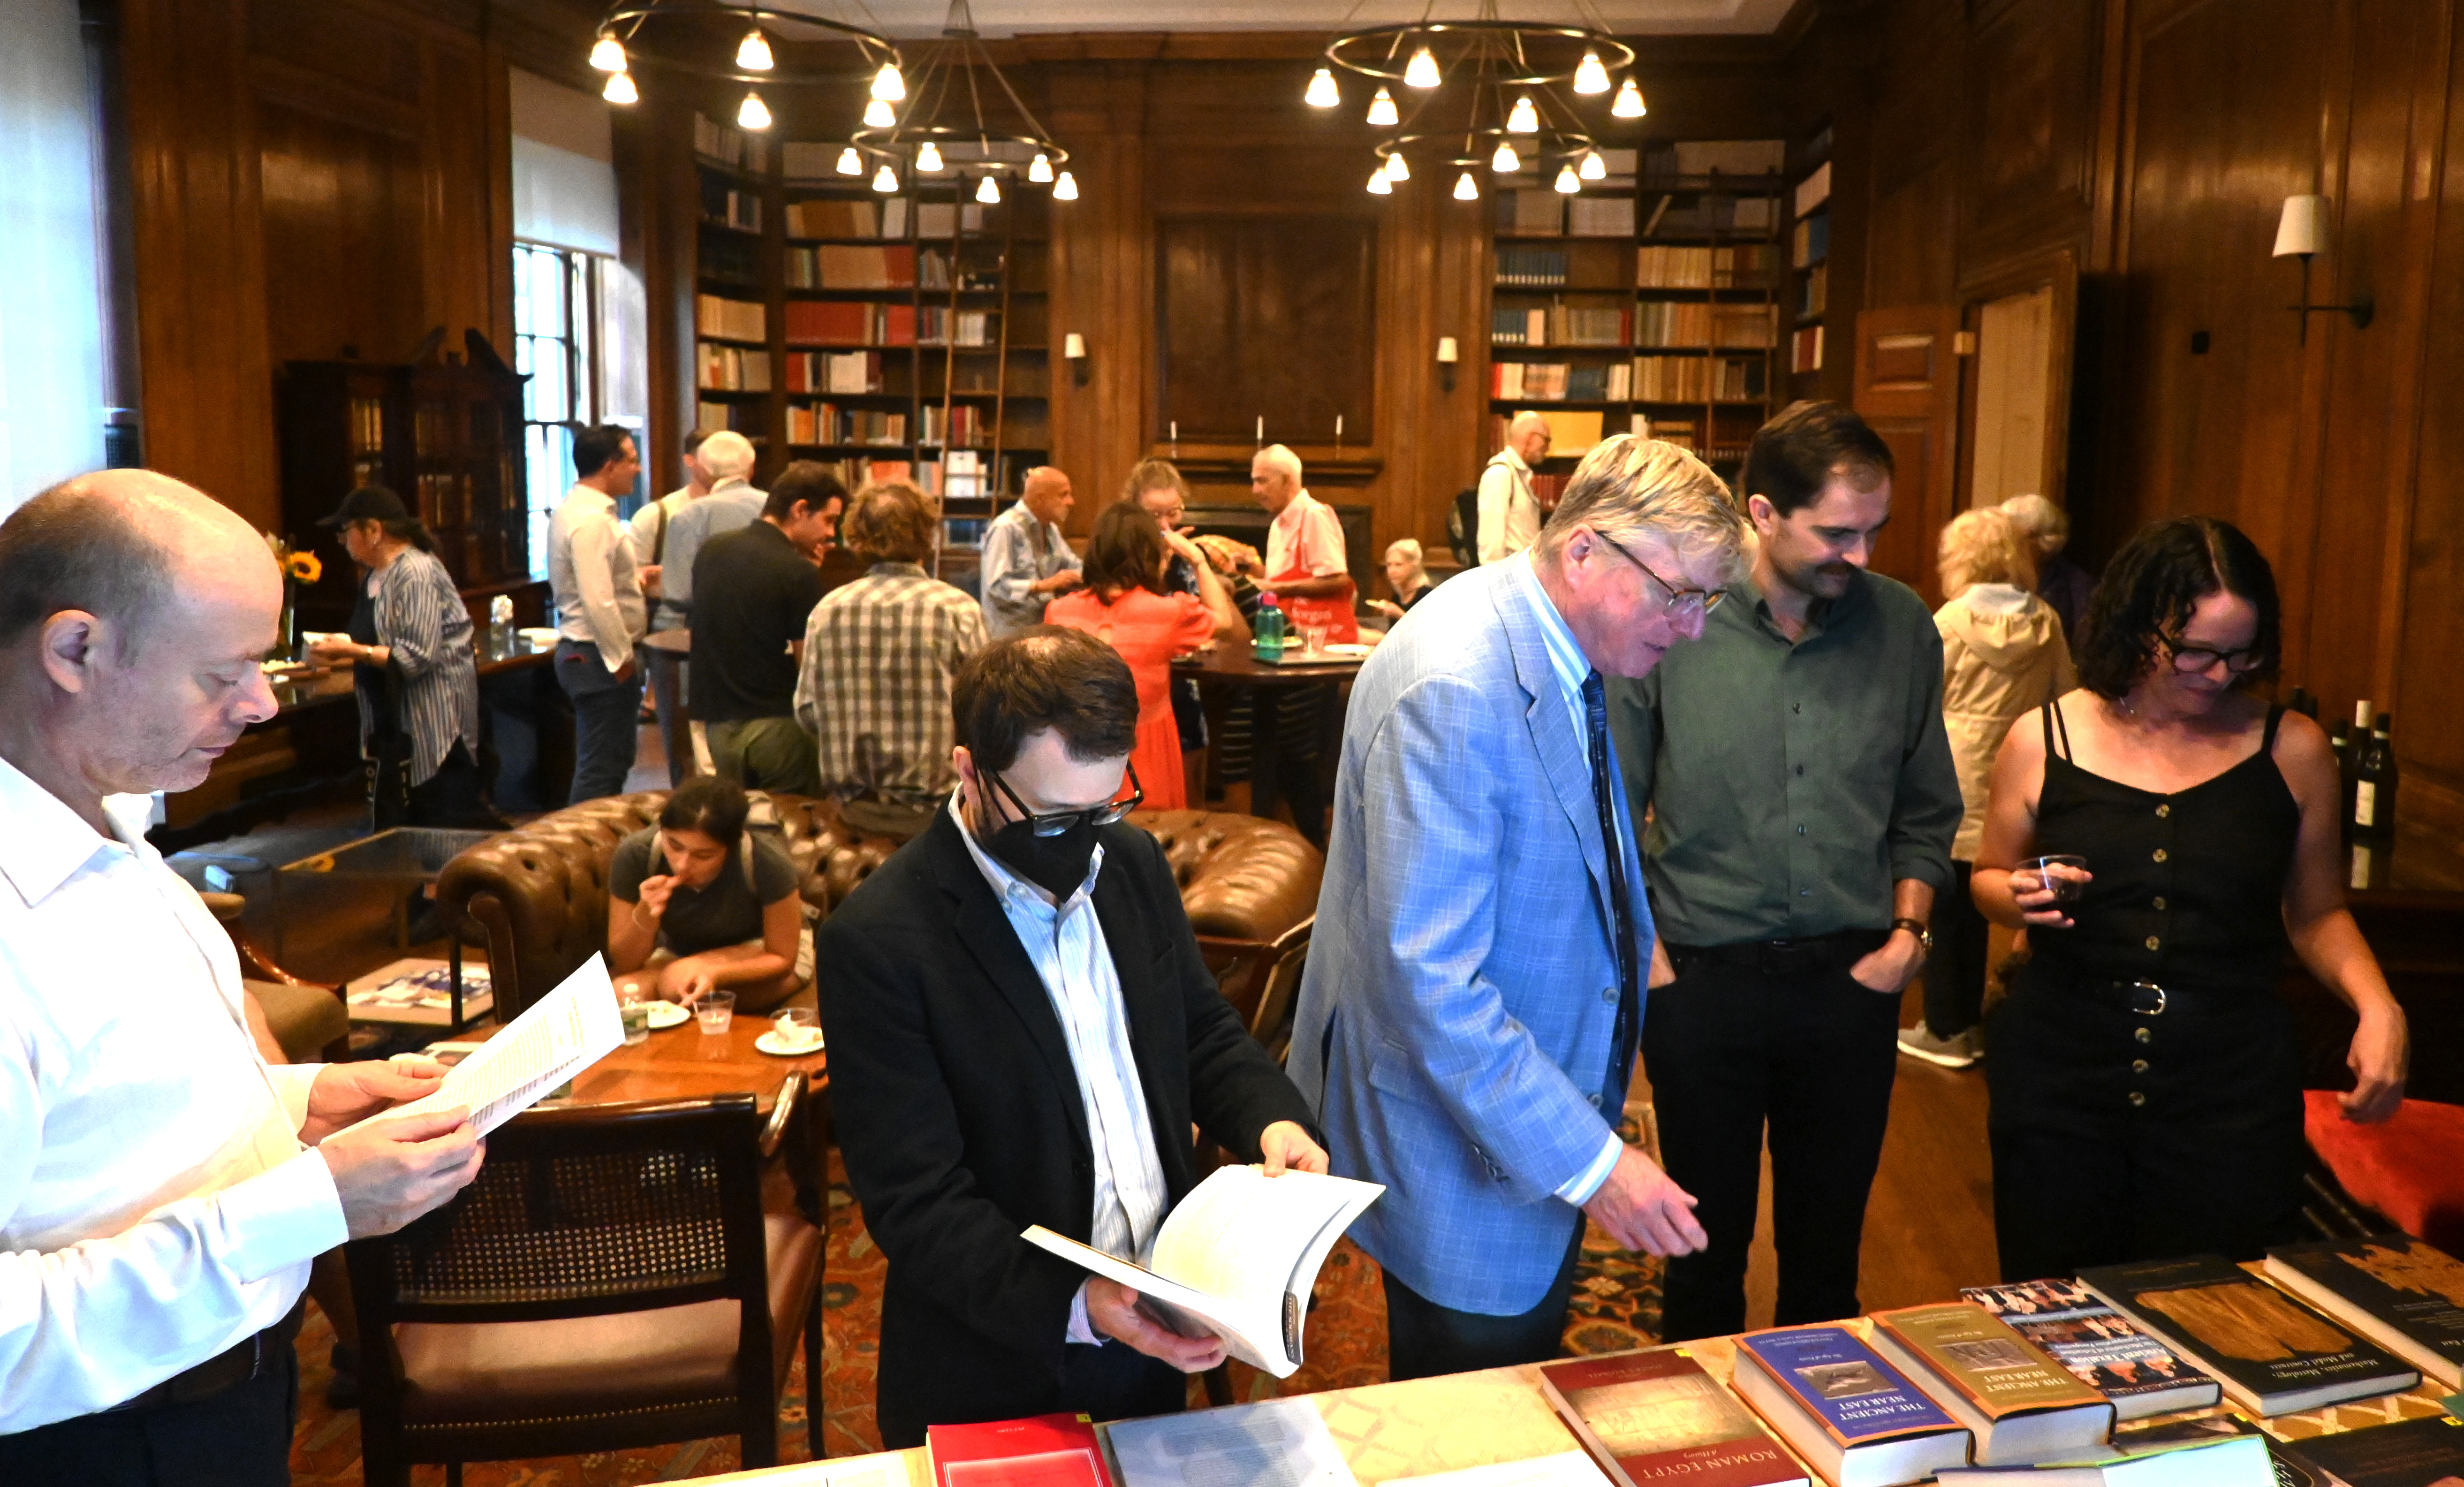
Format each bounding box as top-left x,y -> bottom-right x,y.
820,626 -> 1327,1447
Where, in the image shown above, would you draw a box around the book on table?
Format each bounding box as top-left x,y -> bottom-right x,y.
2076,1255 -> 2419,1415
1537,1347 -> 1809,1487
1868,1303 -> 2117,1464
1927,1429 -> 2275,1487
1961,1280 -> 2222,1420
1106,1396 -> 1357,1487
346,957 -> 493,1025
2263,1235 -> 2464,1389
1386,1452 -> 1617,1487
1020,1165 -> 1381,1378
927,1412 -> 1111,1487
1729,1325 -> 1973,1487
2274,1416 -> 2464,1487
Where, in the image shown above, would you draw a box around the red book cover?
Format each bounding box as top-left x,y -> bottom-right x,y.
1540,1351 -> 1808,1487
928,1412 -> 1111,1487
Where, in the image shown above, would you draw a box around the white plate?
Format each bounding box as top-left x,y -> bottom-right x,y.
517,626 -> 561,645
755,1030 -> 825,1056
1323,643 -> 1372,658
643,1001 -> 690,1029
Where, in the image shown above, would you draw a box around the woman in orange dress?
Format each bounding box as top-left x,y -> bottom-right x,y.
1045,501 -> 1249,810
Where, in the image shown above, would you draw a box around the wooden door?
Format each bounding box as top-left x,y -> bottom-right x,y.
1851,305 -> 1964,601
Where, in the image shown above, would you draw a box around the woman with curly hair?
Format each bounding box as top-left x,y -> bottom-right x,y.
1970,516 -> 2406,1279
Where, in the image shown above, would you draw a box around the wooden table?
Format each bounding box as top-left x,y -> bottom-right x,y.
1171,646 -> 1367,689
451,1008 -> 826,1113
1173,646 -> 1366,828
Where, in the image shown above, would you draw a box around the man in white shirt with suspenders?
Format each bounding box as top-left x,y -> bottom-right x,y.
0,471 -> 485,1486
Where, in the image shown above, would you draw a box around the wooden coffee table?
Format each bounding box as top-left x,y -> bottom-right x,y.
441,1009 -> 826,1113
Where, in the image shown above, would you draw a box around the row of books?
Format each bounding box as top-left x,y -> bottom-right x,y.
1798,160 -> 1835,217
694,398 -> 759,434
1486,409 -> 1640,457
1492,361 -> 1632,402
783,243 -> 915,289
696,343 -> 768,392
784,349 -> 883,394
1499,245 -> 1575,287
699,177 -> 761,233
785,403 -> 907,446
782,302 -> 1001,348
1638,301 -> 1779,348
1638,243 -> 1781,288
695,294 -> 766,343
1795,213 -> 1833,268
692,113 -> 766,172
1795,324 -> 1827,374
1621,354 -> 1770,403
1493,305 -> 1633,347
1803,263 -> 1830,320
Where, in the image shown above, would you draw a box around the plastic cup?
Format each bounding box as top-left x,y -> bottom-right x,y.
695,988 -> 736,1035
1300,623 -> 1329,655
2023,854 -> 2089,904
618,986 -> 651,1046
773,1007 -> 821,1051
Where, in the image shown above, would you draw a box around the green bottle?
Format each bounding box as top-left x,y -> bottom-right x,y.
1253,592 -> 1287,662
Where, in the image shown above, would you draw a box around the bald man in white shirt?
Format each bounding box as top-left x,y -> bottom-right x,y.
0,472 -> 485,1486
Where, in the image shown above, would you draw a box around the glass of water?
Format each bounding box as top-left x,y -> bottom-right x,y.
2022,854 -> 2090,905
695,988 -> 736,1036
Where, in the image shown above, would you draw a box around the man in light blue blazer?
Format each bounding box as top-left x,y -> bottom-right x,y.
1289,436 -> 1751,1379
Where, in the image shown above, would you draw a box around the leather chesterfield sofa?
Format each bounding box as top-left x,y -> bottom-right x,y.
436,792 -> 1324,1021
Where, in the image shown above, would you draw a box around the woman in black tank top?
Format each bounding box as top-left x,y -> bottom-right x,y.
1968,518 -> 2406,1282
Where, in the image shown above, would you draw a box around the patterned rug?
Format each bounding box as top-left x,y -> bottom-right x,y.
294,1138 -> 1662,1484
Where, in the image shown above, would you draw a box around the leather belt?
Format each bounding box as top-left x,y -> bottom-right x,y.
1667,928 -> 1887,978
105,1302 -> 304,1414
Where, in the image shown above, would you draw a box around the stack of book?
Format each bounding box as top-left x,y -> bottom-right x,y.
1638,245 -> 1780,288
2078,1255 -> 2421,1416
696,344 -> 769,392
783,349 -> 883,394
1498,245 -> 1573,287
1491,363 -> 1632,402
784,198 -> 880,238
694,295 -> 766,343
785,403 -> 906,446
785,302 -> 914,348
917,402 -> 986,448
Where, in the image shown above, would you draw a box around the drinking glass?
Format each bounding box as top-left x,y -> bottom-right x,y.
618,986 -> 651,1046
695,988 -> 736,1035
2022,854 -> 2089,904
1300,623 -> 1329,655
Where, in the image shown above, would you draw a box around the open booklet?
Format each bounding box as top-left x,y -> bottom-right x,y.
1022,1164 -> 1382,1377
387,955 -> 626,1136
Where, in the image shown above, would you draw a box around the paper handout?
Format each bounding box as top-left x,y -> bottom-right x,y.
1022,1165 -> 1382,1377
387,955 -> 625,1135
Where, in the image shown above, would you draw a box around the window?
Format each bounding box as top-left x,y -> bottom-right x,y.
513,241 -> 617,577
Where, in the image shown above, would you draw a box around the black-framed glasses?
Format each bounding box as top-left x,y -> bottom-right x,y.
2161,636 -> 2266,674
989,761 -> 1145,836
1593,530 -> 1726,621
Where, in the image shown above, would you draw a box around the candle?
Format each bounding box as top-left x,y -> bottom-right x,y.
1335,415 -> 1344,440
1169,420 -> 1177,442
1256,416 -> 1264,444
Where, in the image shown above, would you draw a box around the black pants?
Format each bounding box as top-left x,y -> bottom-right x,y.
1921,861 -> 1989,1037
877,1336 -> 1182,1449
0,1342 -> 296,1487
1986,962 -> 2305,1281
1382,1214 -> 1586,1381
1645,933 -> 1899,1343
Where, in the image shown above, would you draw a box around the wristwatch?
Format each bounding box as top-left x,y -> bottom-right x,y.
1891,917 -> 1933,952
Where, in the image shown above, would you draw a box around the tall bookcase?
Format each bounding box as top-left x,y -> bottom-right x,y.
686,116 -> 1051,575
1484,141 -> 1783,489
1787,123 -> 1834,398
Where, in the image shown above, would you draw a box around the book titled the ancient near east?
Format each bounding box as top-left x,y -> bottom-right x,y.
927,1412 -> 1111,1487
1020,1165 -> 1382,1377
2264,1236 -> 2464,1390
2077,1256 -> 2419,1416
1537,1348 -> 1810,1487
2274,1416 -> 2464,1487
1962,1280 -> 2222,1420
1729,1326 -> 1973,1487
1869,1304 -> 2118,1464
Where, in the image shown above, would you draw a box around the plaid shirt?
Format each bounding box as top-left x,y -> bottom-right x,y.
794,562 -> 987,808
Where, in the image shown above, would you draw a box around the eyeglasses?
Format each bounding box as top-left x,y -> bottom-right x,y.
989,761 -> 1145,836
2162,636 -> 2266,674
1593,531 -> 1726,622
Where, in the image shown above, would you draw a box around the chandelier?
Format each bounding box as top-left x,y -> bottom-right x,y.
850,0 -> 1074,204
588,0 -> 901,133
1306,1 -> 1646,198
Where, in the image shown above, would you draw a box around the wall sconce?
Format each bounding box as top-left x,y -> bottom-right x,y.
1436,335 -> 1460,395
2274,195 -> 2372,344
1064,332 -> 1089,387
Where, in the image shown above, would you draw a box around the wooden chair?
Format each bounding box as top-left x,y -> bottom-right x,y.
348,1086 -> 825,1487
1244,916 -> 1313,1063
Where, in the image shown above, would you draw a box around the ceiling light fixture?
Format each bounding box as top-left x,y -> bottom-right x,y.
1506,95 -> 1539,133
1554,160 -> 1580,192
1367,167 -> 1393,195
863,97 -> 895,128
737,91 -> 772,130
1405,46 -> 1442,88
853,0 -> 1073,205
1053,170 -> 1079,200
1367,87 -> 1399,126
871,62 -> 906,101
1385,151 -> 1410,182
1029,152 -> 1053,182
602,69 -> 638,104
1613,77 -> 1646,117
1305,67 -> 1340,106
872,163 -> 898,192
590,34 -> 627,71
916,140 -> 944,172
1573,49 -> 1611,93
584,3 -> 897,133
1453,170 -> 1479,201
1579,148 -> 1607,180
976,173 -> 1001,204
1491,140 -> 1520,173
837,145 -> 862,175
735,28 -> 773,71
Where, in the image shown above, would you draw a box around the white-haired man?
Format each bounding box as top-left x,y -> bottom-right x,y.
1243,444 -> 1357,646
652,429 -> 766,636
1478,412 -> 1554,565
0,471 -> 485,1486
1291,436 -> 1746,1379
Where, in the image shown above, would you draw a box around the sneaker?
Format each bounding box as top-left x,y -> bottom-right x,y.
1897,1021 -> 1983,1069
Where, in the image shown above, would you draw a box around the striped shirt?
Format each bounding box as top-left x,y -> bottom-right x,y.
359,548 -> 482,786
793,562 -> 987,808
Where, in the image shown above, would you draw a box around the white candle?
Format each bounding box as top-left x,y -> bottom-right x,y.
1256,415 -> 1264,444
1169,420 -> 1177,442
1335,415 -> 1344,440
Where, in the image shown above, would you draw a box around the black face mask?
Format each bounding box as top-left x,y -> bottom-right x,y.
981,815 -> 1100,900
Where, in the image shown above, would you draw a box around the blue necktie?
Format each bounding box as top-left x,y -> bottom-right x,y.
1583,670 -> 1641,1104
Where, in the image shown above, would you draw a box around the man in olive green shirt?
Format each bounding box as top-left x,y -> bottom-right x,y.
1607,402 -> 1960,1342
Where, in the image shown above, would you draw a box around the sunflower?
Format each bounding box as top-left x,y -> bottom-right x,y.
285,551 -> 324,584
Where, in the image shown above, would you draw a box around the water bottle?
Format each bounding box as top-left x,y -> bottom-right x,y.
1253,592 -> 1286,662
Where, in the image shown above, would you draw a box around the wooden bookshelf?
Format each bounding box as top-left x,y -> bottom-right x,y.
1483,140 -> 1783,487
1787,122 -> 1834,399
683,116 -> 1051,570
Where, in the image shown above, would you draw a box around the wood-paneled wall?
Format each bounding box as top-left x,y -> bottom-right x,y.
1792,0 -> 2464,884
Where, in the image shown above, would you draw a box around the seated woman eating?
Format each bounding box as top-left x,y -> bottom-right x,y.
607,775 -> 807,1013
